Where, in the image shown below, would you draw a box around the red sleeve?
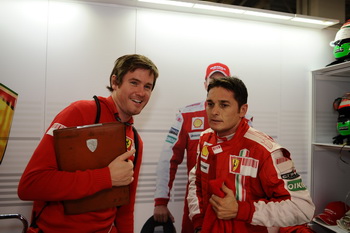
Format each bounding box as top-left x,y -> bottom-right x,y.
18,101 -> 112,201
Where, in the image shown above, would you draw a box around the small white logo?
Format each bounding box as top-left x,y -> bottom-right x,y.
212,145 -> 223,154
200,161 -> 209,174
86,139 -> 98,152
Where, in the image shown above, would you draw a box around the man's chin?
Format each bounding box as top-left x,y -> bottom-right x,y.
209,125 -> 221,132
130,108 -> 144,116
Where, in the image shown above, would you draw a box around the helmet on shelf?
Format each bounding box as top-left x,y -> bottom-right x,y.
330,20 -> 350,60
333,93 -> 350,144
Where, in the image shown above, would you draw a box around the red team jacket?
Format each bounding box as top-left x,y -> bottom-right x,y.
154,101 -> 209,232
18,96 -> 142,233
187,118 -> 315,232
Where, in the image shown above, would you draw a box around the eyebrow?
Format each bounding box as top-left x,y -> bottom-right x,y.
219,100 -> 231,106
206,99 -> 231,104
129,77 -> 154,86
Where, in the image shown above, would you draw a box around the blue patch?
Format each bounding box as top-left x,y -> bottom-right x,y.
169,127 -> 179,136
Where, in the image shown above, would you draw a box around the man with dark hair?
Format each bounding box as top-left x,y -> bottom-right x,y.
187,76 -> 314,233
153,63 -> 231,233
18,54 -> 159,233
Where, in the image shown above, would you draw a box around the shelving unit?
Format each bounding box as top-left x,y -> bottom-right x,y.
311,61 -> 350,233
313,218 -> 349,233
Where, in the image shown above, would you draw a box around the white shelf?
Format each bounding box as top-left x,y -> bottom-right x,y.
313,61 -> 350,77
312,143 -> 350,150
313,218 -> 349,233
311,62 -> 350,233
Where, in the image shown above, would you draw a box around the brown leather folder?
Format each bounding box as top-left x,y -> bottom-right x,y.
53,121 -> 129,215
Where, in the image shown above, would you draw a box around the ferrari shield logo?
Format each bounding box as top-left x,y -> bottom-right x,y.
229,154 -> 259,178
86,139 -> 98,152
126,137 -> 134,150
232,158 -> 240,172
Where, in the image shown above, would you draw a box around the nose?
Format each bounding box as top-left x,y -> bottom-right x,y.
210,105 -> 220,116
135,86 -> 146,97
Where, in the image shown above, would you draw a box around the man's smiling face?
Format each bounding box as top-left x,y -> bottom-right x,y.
112,68 -> 154,122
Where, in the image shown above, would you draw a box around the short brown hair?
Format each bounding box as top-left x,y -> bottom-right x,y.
107,54 -> 159,92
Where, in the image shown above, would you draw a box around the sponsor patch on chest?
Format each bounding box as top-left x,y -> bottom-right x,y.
126,136 -> 136,159
191,117 -> 204,130
189,132 -> 201,140
126,136 -> 134,151
212,145 -> 223,154
200,161 -> 209,174
229,155 -> 259,178
201,145 -> 209,159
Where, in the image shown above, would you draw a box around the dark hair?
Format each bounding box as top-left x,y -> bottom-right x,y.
207,76 -> 248,108
106,54 -> 159,92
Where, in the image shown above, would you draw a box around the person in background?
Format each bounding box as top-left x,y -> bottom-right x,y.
187,76 -> 315,233
18,54 -> 159,233
153,63 -> 231,233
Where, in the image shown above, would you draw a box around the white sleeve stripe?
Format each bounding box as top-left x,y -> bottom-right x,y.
154,112 -> 184,199
187,166 -> 200,220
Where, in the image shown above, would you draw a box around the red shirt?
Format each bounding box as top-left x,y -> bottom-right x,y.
18,96 -> 142,233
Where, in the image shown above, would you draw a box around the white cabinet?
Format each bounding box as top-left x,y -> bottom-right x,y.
311,61 -> 350,233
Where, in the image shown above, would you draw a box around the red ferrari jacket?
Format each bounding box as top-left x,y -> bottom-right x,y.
18,96 -> 142,233
154,101 -> 209,233
154,101 -> 253,233
187,118 -> 315,232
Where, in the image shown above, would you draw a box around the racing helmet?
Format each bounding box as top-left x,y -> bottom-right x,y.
331,20 -> 350,60
333,93 -> 350,136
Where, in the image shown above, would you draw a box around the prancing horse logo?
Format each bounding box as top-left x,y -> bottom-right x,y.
232,158 -> 240,171
86,139 -> 98,152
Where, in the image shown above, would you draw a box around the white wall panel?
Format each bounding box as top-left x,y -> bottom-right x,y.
0,0 -> 48,138
0,1 -> 48,231
45,1 -> 137,128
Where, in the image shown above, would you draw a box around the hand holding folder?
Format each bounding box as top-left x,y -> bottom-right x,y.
54,122 -> 130,215
108,149 -> 135,186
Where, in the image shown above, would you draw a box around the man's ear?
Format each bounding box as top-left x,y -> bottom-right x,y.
239,104 -> 248,117
111,75 -> 118,89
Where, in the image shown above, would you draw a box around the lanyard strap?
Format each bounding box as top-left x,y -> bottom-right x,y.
93,95 -> 139,166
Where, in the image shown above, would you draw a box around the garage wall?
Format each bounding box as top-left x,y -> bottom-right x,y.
0,0 -> 337,232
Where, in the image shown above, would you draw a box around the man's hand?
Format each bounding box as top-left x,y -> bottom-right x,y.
108,149 -> 135,186
153,205 -> 175,223
209,183 -> 238,220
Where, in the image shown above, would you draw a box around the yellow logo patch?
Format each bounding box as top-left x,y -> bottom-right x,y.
193,118 -> 203,128
201,146 -> 209,158
126,138 -> 132,150
232,158 -> 240,171
192,117 -> 204,130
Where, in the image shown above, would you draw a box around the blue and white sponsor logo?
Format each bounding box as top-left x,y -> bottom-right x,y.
189,132 -> 201,140
169,127 -> 179,136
